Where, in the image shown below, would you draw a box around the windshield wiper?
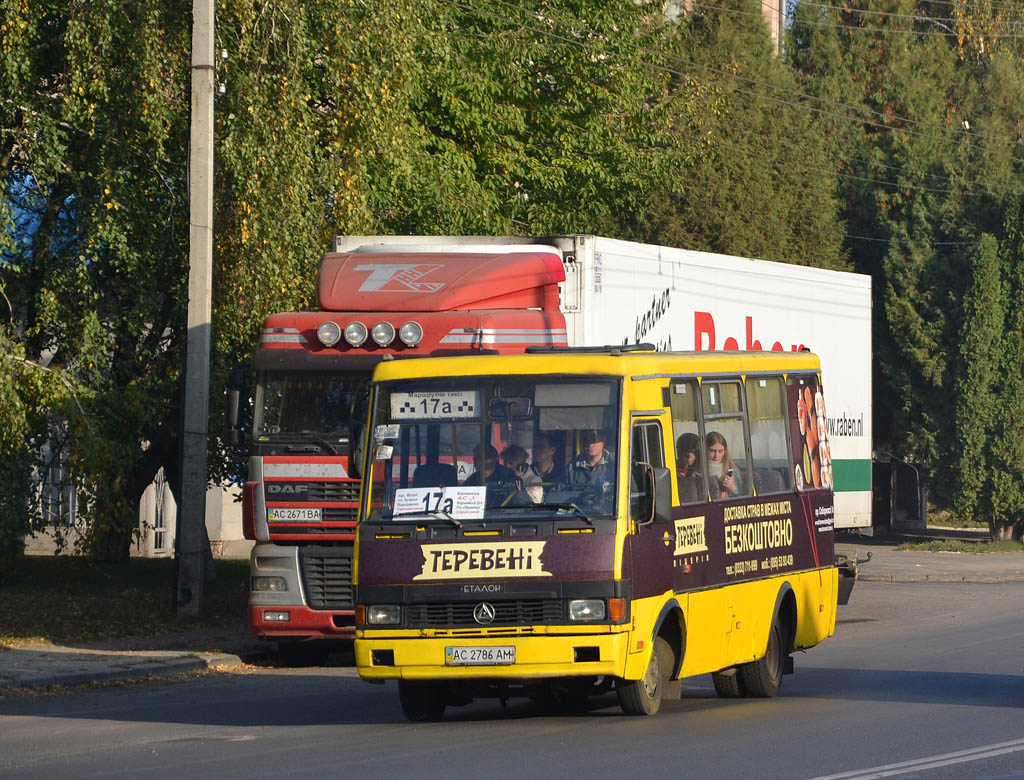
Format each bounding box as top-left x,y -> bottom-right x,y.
391,510 -> 463,529
283,434 -> 344,455
532,503 -> 593,525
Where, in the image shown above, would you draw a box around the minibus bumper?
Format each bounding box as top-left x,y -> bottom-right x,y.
356,631 -> 632,681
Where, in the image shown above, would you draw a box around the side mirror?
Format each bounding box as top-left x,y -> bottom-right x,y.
226,365 -> 247,447
635,463 -> 672,527
652,466 -> 672,524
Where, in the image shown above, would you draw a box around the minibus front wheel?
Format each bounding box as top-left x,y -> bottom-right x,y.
616,636 -> 672,716
398,680 -> 446,722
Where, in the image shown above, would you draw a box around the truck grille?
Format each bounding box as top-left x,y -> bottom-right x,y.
299,547 -> 354,610
306,481 -> 360,502
406,600 -> 563,628
322,507 -> 357,522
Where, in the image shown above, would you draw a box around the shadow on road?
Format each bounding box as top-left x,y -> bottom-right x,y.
789,667 -> 1024,709
2,666 -> 1022,726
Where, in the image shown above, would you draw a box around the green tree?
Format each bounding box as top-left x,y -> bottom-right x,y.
951,234 -> 1004,532
632,0 -> 847,269
988,190 -> 1024,538
1,1 -> 191,560
210,0 -> 702,423
790,0 -> 1024,526
4,0 -> 703,566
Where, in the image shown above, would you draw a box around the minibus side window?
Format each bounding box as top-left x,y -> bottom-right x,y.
747,376 -> 792,495
702,379 -> 752,501
670,379 -> 707,504
630,420 -> 666,523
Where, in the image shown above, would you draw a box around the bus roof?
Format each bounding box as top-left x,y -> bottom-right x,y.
370,349 -> 822,383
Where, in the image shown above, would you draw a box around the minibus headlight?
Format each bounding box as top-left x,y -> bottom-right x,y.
568,599 -> 606,621
366,604 -> 401,625
316,320 -> 342,347
344,321 -> 368,347
251,576 -> 288,592
399,321 -> 423,347
371,321 -> 396,347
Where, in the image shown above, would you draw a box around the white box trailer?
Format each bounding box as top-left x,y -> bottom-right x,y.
335,235 -> 872,531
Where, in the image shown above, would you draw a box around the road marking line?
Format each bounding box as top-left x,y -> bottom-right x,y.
807,737 -> 1024,779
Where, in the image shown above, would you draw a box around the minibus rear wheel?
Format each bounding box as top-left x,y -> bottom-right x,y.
616,636 -> 671,715
712,668 -> 745,698
739,618 -> 784,697
398,680 -> 447,722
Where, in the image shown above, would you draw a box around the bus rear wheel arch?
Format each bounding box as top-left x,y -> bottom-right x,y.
742,597 -> 796,698
739,617 -> 786,697
714,592 -> 796,699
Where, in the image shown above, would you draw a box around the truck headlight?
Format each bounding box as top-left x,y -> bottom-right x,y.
251,576 -> 288,592
366,604 -> 401,625
317,320 -> 341,347
568,599 -> 606,621
344,321 -> 368,346
399,321 -> 423,347
371,321 -> 396,347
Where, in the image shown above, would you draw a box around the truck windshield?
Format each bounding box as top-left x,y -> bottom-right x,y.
254,371 -> 365,437
366,377 -> 621,522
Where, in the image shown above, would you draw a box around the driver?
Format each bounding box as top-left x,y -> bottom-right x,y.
566,429 -> 615,490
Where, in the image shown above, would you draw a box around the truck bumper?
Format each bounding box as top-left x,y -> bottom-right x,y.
249,543 -> 354,638
249,605 -> 355,639
355,631 -> 631,681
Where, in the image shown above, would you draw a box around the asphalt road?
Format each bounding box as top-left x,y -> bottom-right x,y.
3,580 -> 1024,780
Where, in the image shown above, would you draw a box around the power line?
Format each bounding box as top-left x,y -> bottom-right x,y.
787,0 -> 1024,24
439,3 -> 986,248
469,0 -> 1024,167
700,0 -> 1024,37
900,0 -> 1024,15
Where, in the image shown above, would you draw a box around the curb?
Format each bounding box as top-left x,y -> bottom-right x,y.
0,649 -> 267,693
859,574 -> 1024,584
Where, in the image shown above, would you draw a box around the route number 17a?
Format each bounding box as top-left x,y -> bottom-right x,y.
424,491 -> 454,513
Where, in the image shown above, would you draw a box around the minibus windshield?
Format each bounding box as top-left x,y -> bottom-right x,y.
366,377 -> 621,522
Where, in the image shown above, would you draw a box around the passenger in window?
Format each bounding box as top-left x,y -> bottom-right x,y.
675,433 -> 705,503
566,428 -> 615,490
464,445 -> 524,505
527,433 -> 563,488
464,446 -> 518,487
706,431 -> 742,499
411,456 -> 458,488
501,445 -> 541,503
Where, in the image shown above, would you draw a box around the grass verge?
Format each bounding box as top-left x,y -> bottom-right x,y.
896,539 -> 1024,554
0,556 -> 249,647
925,507 -> 988,530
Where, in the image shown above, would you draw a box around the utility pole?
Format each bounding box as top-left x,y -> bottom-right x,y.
177,0 -> 215,619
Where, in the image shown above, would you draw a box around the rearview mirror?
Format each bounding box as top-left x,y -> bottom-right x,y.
488,397 -> 533,420
226,365 -> 247,447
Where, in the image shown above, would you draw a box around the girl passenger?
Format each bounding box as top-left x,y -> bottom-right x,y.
706,431 -> 742,499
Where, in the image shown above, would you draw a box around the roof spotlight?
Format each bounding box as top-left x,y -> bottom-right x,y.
399,321 -> 423,347
371,321 -> 396,347
344,321 -> 368,347
317,321 -> 342,347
